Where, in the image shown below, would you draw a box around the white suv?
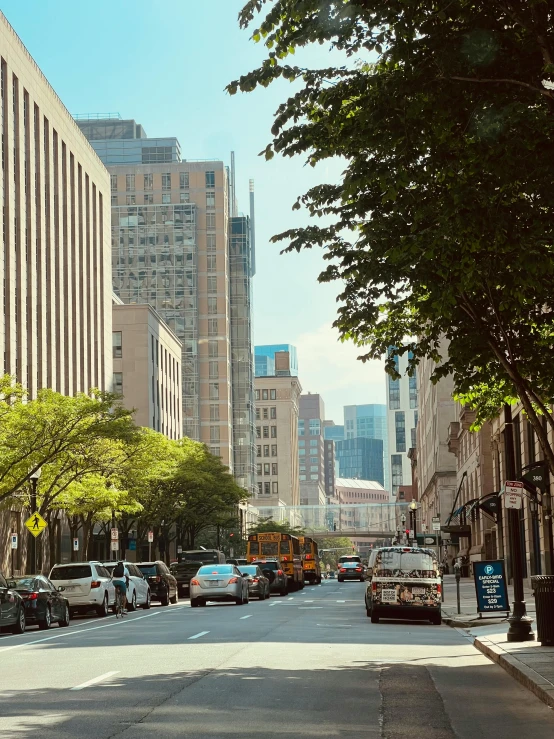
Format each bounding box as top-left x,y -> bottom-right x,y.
49,562 -> 115,617
100,561 -> 151,611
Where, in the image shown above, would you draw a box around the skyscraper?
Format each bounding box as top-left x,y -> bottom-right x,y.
335,437 -> 384,485
343,405 -> 389,491
254,344 -> 298,376
386,351 -> 418,496
298,393 -> 327,505
76,116 -> 255,494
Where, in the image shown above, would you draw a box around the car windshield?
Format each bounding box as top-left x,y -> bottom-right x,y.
239,567 -> 259,576
341,563 -> 360,568
136,565 -> 156,575
102,563 -> 116,573
181,552 -> 219,563
50,565 -> 92,580
253,561 -> 279,571
339,557 -> 361,564
198,565 -> 234,575
8,577 -> 37,589
374,551 -> 437,578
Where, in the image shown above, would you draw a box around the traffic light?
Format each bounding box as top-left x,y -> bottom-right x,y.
352,546 -> 355,552
229,532 -> 235,540
405,529 -> 410,536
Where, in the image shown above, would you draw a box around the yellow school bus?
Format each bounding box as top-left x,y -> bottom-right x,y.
247,532 -> 304,591
299,536 -> 322,585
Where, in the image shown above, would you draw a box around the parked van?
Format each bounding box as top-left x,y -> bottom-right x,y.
365,546 -> 441,625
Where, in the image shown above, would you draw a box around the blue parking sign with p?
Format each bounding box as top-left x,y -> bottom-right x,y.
473,560 -> 509,613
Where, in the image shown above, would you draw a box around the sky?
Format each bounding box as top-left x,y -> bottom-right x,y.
0,0 -> 386,422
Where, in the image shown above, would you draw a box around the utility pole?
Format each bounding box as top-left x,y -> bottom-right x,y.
503,404 -> 534,642
29,468 -> 41,574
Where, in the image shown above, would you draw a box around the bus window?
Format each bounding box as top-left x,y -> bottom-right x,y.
280,540 -> 291,554
261,542 -> 279,555
249,542 -> 259,555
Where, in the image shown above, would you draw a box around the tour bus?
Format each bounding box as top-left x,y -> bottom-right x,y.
299,536 -> 322,585
247,532 -> 304,591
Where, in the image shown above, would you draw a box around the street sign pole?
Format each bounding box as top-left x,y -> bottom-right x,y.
30,477 -> 37,574
503,404 -> 534,642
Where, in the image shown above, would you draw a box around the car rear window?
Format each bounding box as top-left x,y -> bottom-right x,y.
239,567 -> 259,576
253,561 -> 279,571
341,562 -> 360,568
137,565 -> 157,575
198,565 -> 234,575
8,577 -> 37,589
339,556 -> 361,564
50,565 -> 92,580
180,552 -> 220,563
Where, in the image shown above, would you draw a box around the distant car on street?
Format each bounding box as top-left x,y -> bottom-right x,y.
251,559 -> 288,596
100,561 -> 152,611
0,572 -> 26,633
8,575 -> 70,629
135,561 -> 178,606
227,558 -> 248,566
239,565 -> 270,600
338,562 -> 365,582
171,550 -> 226,598
49,562 -> 115,617
189,564 -> 249,607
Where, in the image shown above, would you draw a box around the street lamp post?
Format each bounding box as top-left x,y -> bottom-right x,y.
503,404 -> 534,642
410,500 -> 418,544
29,468 -> 41,574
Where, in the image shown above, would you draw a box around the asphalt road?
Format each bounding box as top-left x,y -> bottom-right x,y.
1,580 -> 553,738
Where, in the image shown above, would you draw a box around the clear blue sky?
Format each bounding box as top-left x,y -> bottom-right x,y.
1,0 -> 386,421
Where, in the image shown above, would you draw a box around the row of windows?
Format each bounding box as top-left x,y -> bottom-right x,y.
298,439 -> 319,448
256,463 -> 279,476
300,466 -> 319,473
299,474 -> 319,481
255,388 -> 277,401
298,452 -> 319,464
395,410 -> 406,453
257,481 -> 278,496
111,171 -> 215,193
298,419 -> 321,436
257,444 -> 278,457
255,407 -> 277,420
256,425 -> 277,439
116,192 -> 193,207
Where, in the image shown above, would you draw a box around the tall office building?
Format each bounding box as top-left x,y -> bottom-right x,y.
0,16 -> 113,397
323,421 -> 345,443
255,344 -> 298,377
76,116 -> 255,494
335,437 -> 384,485
343,404 -> 389,491
298,393 -> 327,506
386,351 -> 418,496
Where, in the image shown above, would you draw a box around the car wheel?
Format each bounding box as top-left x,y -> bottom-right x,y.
279,587 -> 287,596
38,605 -> 52,630
430,611 -> 442,626
190,598 -> 199,608
12,606 -> 26,634
59,603 -> 70,627
299,580 -> 305,590
128,591 -> 137,612
160,594 -> 169,607
360,578 -> 365,582
338,578 -> 344,583
170,592 -> 178,604
370,611 -> 380,624
142,590 -> 151,610
235,596 -> 243,606
96,595 -> 109,618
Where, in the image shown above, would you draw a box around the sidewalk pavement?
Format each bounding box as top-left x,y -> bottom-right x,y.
441,574 -> 554,709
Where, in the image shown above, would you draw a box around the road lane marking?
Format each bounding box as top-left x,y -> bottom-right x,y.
304,600 -> 314,603
0,611 -> 163,654
188,631 -> 209,639
299,607 -> 323,609
240,614 -> 253,619
269,602 -> 278,607
336,600 -> 346,603
71,671 -> 119,691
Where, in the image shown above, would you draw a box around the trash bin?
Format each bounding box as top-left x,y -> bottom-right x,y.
531,576 -> 554,647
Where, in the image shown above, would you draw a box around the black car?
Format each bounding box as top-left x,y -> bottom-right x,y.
8,575 -> 70,629
251,559 -> 288,596
136,561 -> 177,606
239,565 -> 270,600
338,562 -> 365,582
0,573 -> 26,634
227,558 -> 248,566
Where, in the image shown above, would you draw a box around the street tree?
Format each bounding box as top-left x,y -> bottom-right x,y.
229,2 -> 554,473
248,516 -> 305,537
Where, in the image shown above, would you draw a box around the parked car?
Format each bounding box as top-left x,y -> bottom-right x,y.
100,561 -> 151,611
251,559 -> 288,596
7,575 -> 70,629
190,564 -> 249,607
239,565 -> 270,600
0,573 -> 26,633
365,546 -> 442,625
171,550 -> 226,598
338,562 -> 365,582
135,561 -> 178,606
227,558 -> 248,566
49,562 -> 115,617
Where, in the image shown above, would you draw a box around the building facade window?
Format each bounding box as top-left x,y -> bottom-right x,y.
409,372 -> 418,409
180,172 -> 189,189
208,297 -> 218,314
208,340 -> 218,358
299,449 -> 305,456
257,482 -> 263,495
255,408 -> 260,421
162,193 -> 171,204
395,411 -> 406,452
257,445 -> 261,457
263,445 -> 269,457
207,276 -> 217,293
110,174 -> 117,192
309,419 -> 321,435
126,174 -> 135,191
113,372 -> 123,394
112,331 -> 122,358
264,482 -> 270,495
271,444 -> 277,456
206,213 -> 216,229
210,426 -> 220,443
206,192 -> 215,208
144,173 -> 153,190
208,318 -> 218,336
209,361 -> 218,379
262,389 -> 268,401
270,389 -> 276,400
207,255 -> 217,272
271,426 -> 277,438
126,194 -> 136,205
209,382 -> 219,400
144,193 -> 153,204
162,173 -> 171,190
272,482 -> 278,494
272,463 -> 278,475
263,426 -> 269,438
391,454 -> 403,495
255,389 -> 260,400
270,407 -> 276,419
205,171 -> 215,188
256,463 -> 262,476
298,419 -> 305,435
264,463 -> 270,475
210,404 -> 219,421
388,379 -> 400,410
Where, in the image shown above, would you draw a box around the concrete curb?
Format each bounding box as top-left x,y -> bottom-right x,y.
441,608 -> 507,630
474,636 -> 554,710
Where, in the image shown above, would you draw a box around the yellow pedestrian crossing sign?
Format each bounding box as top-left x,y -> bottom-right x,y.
25,511 -> 47,538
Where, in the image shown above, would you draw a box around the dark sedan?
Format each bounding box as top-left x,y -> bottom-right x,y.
7,575 -> 70,629
251,559 -> 288,596
239,565 -> 270,600
136,561 -> 178,606
0,573 -> 26,634
338,562 -> 365,582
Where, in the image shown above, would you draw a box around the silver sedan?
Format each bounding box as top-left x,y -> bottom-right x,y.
189,564 -> 249,607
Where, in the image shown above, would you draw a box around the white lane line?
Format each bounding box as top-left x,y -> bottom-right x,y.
288,597 -> 294,601
304,600 -> 314,603
336,600 -> 346,603
188,631 -> 209,640
299,607 -> 323,609
269,602 -> 278,607
0,611 -> 162,654
240,614 -> 253,620
70,671 -> 119,691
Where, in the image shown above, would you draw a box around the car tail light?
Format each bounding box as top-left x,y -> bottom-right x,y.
305,554 -> 312,560
282,556 -> 288,561
190,578 -> 200,586
277,570 -> 283,575
156,575 -> 162,582
372,582 -> 377,592
23,592 -> 38,600
340,568 -> 346,572
356,568 -> 362,571
90,580 -> 102,589
251,578 -> 259,583
229,577 -> 239,583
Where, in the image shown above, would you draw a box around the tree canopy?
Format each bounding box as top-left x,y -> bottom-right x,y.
229,2 -> 554,471
248,516 -> 305,536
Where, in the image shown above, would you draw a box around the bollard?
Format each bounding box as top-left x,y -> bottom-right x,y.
455,563 -> 461,614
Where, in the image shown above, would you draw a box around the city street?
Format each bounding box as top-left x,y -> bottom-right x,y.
1,580 -> 554,738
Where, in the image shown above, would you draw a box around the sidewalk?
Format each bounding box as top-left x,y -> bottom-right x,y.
441,574 -> 554,709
